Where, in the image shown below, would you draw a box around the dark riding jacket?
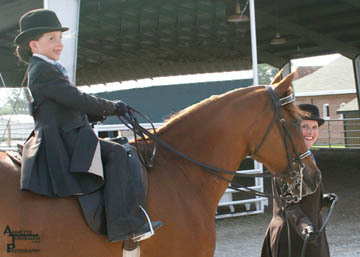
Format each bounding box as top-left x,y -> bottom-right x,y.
21,56 -> 117,197
261,177 -> 330,257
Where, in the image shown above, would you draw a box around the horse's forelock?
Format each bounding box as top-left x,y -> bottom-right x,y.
285,103 -> 302,120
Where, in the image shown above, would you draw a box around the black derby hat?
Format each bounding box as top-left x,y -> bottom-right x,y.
299,104 -> 325,127
14,9 -> 69,45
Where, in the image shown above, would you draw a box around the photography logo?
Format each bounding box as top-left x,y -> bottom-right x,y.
3,225 -> 40,253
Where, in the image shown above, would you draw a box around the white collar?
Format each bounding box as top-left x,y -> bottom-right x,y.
33,54 -> 57,65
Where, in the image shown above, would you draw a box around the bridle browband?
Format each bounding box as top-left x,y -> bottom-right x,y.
118,86 -> 311,203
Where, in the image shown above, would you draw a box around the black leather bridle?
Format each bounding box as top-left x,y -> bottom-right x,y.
118,86 -> 312,203
251,86 -> 312,203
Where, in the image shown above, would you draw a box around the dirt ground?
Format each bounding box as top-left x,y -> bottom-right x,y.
214,149 -> 360,257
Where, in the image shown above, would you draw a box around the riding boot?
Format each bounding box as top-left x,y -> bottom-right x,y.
99,139 -> 147,241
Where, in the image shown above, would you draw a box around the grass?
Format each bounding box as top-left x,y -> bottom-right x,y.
312,145 -> 346,149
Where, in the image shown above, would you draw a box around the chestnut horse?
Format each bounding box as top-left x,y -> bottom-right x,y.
0,71 -> 320,257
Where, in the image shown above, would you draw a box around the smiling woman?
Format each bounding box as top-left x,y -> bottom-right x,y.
261,102 -> 335,257
301,120 -> 319,149
299,103 -> 325,151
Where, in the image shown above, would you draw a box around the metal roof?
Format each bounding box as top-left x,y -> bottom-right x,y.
293,56 -> 356,95
1,0 -> 360,87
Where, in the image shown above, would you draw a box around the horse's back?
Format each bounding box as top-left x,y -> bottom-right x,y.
0,152 -> 124,257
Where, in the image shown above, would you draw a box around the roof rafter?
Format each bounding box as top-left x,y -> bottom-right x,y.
256,10 -> 360,59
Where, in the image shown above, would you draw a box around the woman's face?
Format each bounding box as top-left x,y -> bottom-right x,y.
301,119 -> 319,149
29,31 -> 63,61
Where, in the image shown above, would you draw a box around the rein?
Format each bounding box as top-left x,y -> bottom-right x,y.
288,194 -> 338,257
118,86 -> 310,202
119,108 -> 273,199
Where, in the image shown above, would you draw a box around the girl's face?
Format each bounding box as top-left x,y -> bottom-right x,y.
29,31 -> 63,61
301,119 -> 319,149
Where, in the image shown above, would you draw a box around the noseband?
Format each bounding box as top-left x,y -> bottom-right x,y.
251,86 -> 311,203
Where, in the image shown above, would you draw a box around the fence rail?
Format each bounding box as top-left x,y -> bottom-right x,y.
2,118 -> 360,150
314,118 -> 360,149
0,121 -> 33,149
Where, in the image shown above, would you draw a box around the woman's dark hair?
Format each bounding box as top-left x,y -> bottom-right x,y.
15,34 -> 42,64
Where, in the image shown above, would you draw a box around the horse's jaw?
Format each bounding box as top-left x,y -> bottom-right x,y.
301,164 -> 322,197
287,163 -> 321,200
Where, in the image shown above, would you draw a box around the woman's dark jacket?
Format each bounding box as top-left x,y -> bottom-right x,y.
21,56 -> 116,197
261,177 -> 330,257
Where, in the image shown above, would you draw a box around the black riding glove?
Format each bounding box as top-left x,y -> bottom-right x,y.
87,114 -> 106,123
113,100 -> 128,116
302,225 -> 320,243
321,193 -> 338,208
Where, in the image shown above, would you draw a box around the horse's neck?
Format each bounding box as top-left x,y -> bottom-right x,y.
157,90 -> 257,209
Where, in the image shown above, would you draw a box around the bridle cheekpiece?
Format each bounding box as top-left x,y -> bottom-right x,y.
251,86 -> 311,203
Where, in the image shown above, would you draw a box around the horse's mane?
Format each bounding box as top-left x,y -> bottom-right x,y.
154,85 -> 302,137
157,86 -> 257,134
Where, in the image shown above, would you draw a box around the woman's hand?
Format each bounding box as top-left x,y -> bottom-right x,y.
321,193 -> 338,208
302,225 -> 320,242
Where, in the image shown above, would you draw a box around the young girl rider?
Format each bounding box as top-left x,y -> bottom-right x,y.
14,8 -> 162,243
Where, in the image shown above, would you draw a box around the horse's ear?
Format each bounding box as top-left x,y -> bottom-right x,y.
274,69 -> 298,96
270,69 -> 283,85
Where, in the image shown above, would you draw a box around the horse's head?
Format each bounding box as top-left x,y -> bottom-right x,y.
250,69 -> 321,202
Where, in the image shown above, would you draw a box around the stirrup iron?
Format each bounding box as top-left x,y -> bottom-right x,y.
132,205 -> 155,242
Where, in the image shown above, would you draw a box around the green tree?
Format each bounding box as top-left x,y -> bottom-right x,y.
0,89 -> 28,115
258,64 -> 279,85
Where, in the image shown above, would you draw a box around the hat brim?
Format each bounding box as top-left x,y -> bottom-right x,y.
303,115 -> 325,127
14,26 -> 69,45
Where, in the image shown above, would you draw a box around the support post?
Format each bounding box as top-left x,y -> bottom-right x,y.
43,0 -> 81,83
7,125 -> 11,147
249,0 -> 258,85
249,0 -> 265,210
353,55 -> 360,109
